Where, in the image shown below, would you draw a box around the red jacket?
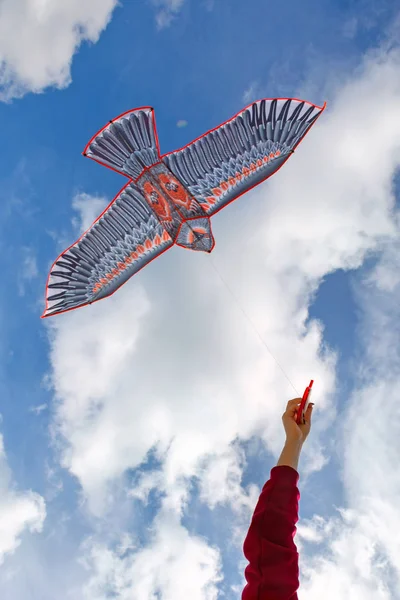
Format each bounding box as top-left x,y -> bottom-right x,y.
242,466 -> 300,600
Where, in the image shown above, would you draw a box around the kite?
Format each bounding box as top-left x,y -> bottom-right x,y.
42,97 -> 326,318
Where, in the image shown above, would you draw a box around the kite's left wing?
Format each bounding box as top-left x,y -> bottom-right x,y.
162,98 -> 326,216
42,183 -> 173,318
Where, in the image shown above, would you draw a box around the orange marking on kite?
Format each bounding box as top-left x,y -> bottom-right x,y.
188,231 -> 194,244
162,230 -> 170,242
200,203 -> 209,211
275,150 -> 281,156
143,181 -> 172,221
206,196 -> 215,204
269,153 -> 274,159
228,177 -> 236,186
145,239 -> 152,250
263,156 -> 269,163
243,167 -> 250,176
137,245 -> 145,254
117,262 -> 126,270
235,172 -> 242,181
158,173 -> 191,210
154,234 -> 161,245
131,251 -> 138,260
212,187 -> 222,197
250,163 -> 256,171
257,159 -> 263,167
221,181 -> 229,191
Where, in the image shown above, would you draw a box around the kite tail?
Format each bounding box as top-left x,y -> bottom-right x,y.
83,107 -> 161,181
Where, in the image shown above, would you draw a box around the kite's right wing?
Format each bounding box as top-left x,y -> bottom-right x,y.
163,98 -> 326,216
42,183 -> 173,318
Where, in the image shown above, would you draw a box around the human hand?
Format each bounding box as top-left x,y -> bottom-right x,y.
282,398 -> 314,445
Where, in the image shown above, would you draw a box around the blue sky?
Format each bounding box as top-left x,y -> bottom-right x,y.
0,1 -> 400,599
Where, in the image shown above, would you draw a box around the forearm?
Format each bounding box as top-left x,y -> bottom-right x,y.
276,439 -> 303,471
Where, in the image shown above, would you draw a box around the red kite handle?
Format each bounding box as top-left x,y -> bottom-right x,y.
296,379 -> 314,425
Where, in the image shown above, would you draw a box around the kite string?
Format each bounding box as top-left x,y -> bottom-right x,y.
209,255 -> 301,397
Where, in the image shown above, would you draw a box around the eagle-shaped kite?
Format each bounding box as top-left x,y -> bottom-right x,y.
42,97 -> 326,317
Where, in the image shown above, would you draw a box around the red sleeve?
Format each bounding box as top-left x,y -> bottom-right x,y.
241,465 -> 300,600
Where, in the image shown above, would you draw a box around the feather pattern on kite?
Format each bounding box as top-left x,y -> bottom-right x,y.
42,98 -> 326,317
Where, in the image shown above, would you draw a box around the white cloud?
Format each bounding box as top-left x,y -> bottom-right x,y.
294,229 -> 400,599
29,403 -> 48,416
46,41 -> 400,599
80,510 -> 223,600
152,0 -> 186,29
72,193 -> 109,234
0,0 -> 119,101
22,250 -> 38,280
242,81 -> 261,104
342,16 -> 359,39
0,433 -> 46,565
18,247 -> 38,296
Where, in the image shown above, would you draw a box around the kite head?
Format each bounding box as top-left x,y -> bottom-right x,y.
176,218 -> 215,253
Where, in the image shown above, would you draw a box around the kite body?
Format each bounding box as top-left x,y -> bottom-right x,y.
43,98 -> 326,317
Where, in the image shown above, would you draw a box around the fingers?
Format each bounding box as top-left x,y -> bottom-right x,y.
284,398 -> 301,413
283,398 -> 302,420
286,398 -> 302,408
283,398 -> 315,423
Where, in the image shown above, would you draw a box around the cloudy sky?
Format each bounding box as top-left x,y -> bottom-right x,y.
0,0 -> 400,598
